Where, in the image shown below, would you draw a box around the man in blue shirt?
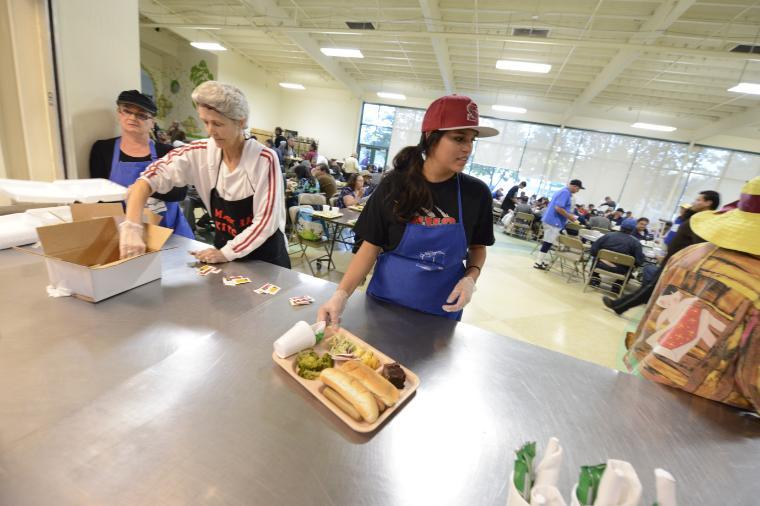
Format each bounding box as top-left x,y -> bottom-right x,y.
534,179 -> 585,270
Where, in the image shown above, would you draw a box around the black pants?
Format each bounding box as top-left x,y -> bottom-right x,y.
609,270 -> 662,313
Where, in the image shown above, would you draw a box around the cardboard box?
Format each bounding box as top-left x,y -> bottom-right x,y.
19,204 -> 172,302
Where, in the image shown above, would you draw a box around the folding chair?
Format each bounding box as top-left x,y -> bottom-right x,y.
292,205 -> 334,276
592,227 -> 610,234
583,249 -> 635,298
511,212 -> 534,239
552,235 -> 589,283
564,221 -> 582,236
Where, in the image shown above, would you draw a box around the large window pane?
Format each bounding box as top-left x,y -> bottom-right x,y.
691,148 -> 730,176
359,124 -> 392,147
724,152 -> 760,181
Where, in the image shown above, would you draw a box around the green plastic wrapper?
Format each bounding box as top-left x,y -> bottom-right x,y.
576,463 -> 607,505
513,441 -> 536,500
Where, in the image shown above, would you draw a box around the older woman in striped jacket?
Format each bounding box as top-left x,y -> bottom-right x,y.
119,81 -> 289,268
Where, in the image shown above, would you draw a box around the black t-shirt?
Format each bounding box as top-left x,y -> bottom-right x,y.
354,172 -> 495,252
274,135 -> 287,149
506,185 -> 520,200
89,137 -> 186,202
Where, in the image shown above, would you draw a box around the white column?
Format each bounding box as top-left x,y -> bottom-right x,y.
52,0 -> 140,178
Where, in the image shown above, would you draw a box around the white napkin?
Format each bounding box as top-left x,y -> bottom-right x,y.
594,460 -> 642,506
46,284 -> 72,298
570,460 -> 641,506
507,471 -> 531,506
534,437 -> 563,488
654,469 -> 677,506
531,485 -> 568,506
507,438 -> 563,506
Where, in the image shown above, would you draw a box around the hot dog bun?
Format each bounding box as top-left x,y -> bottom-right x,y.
322,387 -> 362,421
320,368 -> 379,423
341,360 -> 400,407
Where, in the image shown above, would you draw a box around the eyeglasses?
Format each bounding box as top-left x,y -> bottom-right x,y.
118,106 -> 153,121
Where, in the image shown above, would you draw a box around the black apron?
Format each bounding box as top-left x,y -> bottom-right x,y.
210,145 -> 291,268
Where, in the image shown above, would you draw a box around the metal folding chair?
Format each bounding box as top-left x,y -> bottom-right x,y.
552,234 -> 589,283
583,249 -> 636,297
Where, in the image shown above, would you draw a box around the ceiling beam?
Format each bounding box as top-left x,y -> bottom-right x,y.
139,22 -> 760,62
690,105 -> 760,141
561,0 -> 697,124
418,0 -> 454,94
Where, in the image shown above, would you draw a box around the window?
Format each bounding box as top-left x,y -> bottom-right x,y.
356,102 -> 760,221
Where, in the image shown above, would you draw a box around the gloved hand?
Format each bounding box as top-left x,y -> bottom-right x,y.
118,220 -> 146,259
190,248 -> 229,264
442,276 -> 476,313
317,289 -> 349,327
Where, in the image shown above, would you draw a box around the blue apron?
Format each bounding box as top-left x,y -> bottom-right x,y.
109,138 -> 193,238
367,175 -> 468,320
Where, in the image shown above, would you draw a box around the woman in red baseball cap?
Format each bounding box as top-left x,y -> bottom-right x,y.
318,95 -> 499,322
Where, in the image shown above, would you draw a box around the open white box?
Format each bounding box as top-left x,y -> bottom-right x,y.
17,203 -> 172,302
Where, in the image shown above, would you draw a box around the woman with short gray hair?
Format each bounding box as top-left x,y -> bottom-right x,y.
119,81 -> 290,268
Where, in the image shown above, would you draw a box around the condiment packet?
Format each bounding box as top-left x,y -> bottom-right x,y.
223,275 -> 251,286
289,295 -> 315,306
255,283 -> 281,295
198,265 -> 221,276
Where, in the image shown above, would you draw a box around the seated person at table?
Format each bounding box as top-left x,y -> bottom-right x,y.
514,196 -> 532,215
624,176 -> 760,414
287,163 -> 320,207
632,217 -> 653,241
603,190 -> 721,315
303,142 -> 318,164
589,218 -> 644,288
361,170 -> 377,198
492,187 -> 504,200
343,152 -> 359,175
588,212 -> 611,230
313,163 -> 337,200
608,208 -> 625,226
89,90 -> 192,238
119,81 -> 290,268
664,203 -> 690,245
337,173 -> 365,209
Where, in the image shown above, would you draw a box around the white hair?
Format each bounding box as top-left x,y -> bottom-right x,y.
191,81 -> 249,123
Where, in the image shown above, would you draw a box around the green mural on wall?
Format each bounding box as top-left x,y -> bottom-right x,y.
156,94 -> 173,119
189,60 -> 214,87
181,116 -> 201,137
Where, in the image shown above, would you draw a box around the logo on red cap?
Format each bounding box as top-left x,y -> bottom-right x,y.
466,101 -> 478,122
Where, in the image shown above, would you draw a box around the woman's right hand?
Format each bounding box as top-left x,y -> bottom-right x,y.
317,289 -> 349,327
118,220 -> 146,258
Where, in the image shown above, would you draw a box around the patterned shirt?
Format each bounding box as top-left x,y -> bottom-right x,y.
624,242 -> 760,413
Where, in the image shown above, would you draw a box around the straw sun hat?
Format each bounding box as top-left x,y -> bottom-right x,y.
691,176 -> 760,255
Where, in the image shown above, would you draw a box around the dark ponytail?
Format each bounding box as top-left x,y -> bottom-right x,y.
386,131 -> 444,222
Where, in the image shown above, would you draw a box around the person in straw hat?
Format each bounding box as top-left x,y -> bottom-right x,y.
623,176 -> 760,414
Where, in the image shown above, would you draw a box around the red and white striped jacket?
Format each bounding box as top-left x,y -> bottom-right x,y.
139,138 -> 286,260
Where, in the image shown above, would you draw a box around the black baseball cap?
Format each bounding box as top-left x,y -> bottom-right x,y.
569,179 -> 585,189
116,90 -> 157,115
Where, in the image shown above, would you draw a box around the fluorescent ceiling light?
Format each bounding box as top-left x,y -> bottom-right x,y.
495,60 -> 551,73
727,82 -> 760,95
631,122 -> 677,132
320,48 -> 364,58
279,82 -> 305,90
190,42 -> 226,51
492,105 -> 527,114
377,92 -> 406,100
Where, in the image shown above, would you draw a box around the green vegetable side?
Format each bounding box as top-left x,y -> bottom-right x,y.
296,349 -> 334,380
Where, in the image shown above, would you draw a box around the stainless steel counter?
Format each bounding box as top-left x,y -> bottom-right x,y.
1,236 -> 758,505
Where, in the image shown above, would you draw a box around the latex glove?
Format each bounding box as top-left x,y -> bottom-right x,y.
317,289 -> 349,327
118,220 -> 146,259
442,276 -> 476,313
190,248 -> 229,264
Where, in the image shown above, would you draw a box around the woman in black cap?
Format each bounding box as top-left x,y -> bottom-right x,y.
89,90 -> 193,237
119,81 -> 290,268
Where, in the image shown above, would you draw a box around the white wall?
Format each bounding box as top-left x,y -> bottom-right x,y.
217,51 -> 282,133
53,0 -> 140,178
279,88 -> 362,159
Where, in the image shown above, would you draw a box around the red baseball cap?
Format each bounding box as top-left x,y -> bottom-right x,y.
421,95 -> 499,138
